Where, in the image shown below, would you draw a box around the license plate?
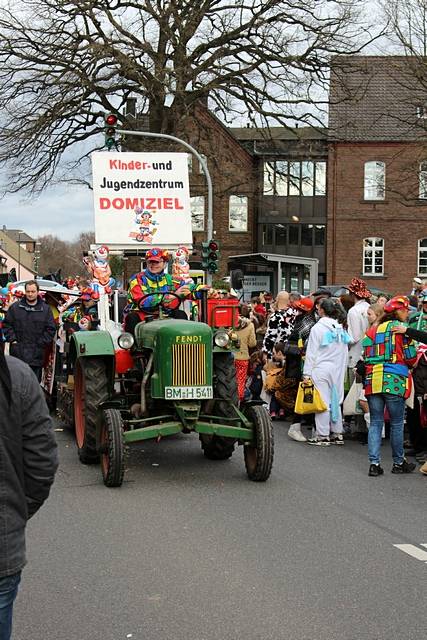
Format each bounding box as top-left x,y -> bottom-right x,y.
165,386 -> 213,400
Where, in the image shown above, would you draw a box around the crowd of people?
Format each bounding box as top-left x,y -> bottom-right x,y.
237,277 -> 427,478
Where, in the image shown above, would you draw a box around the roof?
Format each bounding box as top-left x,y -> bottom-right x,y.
0,230 -> 35,272
229,126 -> 328,142
228,253 -> 318,266
329,55 -> 427,142
1,228 -> 35,243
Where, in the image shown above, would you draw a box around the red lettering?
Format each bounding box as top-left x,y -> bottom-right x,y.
98,197 -> 185,210
125,198 -> 141,209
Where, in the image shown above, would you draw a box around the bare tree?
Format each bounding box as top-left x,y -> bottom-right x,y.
382,0 -> 427,56
38,231 -> 95,277
0,0 -> 375,194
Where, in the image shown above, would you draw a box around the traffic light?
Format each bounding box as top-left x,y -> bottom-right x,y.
201,241 -> 210,270
104,113 -> 118,150
207,239 -> 219,274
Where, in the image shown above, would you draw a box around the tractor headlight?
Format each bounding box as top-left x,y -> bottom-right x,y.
117,332 -> 135,350
214,331 -> 230,348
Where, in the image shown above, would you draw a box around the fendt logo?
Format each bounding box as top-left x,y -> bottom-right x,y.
175,335 -> 203,343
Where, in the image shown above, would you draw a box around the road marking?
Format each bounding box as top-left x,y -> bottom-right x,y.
393,544 -> 427,562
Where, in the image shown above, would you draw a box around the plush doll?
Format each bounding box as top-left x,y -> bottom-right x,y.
172,246 -> 192,283
83,245 -> 115,298
78,315 -> 92,331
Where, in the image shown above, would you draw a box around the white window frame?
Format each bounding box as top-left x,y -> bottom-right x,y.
419,161 -> 427,199
190,195 -> 205,231
363,237 -> 384,276
198,154 -> 207,174
228,195 -> 248,232
187,153 -> 193,173
364,161 -> 385,201
418,238 -> 427,276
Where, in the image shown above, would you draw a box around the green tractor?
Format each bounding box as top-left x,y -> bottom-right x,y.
57,291 -> 273,486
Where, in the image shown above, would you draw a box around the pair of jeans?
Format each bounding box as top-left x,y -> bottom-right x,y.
367,393 -> 405,465
0,572 -> 21,640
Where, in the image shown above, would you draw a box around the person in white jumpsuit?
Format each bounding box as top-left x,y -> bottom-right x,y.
303,298 -> 350,445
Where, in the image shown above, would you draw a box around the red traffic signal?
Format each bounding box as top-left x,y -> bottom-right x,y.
208,240 -> 218,252
105,113 -> 118,126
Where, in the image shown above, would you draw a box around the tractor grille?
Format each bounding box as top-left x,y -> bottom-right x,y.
172,343 -> 207,386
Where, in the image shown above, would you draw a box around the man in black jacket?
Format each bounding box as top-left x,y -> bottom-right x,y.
4,280 -> 56,381
0,351 -> 58,639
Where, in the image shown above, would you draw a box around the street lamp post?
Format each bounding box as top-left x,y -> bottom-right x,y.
18,232 -> 21,280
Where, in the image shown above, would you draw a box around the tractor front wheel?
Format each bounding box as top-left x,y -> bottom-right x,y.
100,408 -> 125,487
74,358 -> 109,464
244,405 -> 274,482
200,353 -> 238,461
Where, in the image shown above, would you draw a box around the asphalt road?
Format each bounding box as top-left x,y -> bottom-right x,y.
14,418 -> 425,640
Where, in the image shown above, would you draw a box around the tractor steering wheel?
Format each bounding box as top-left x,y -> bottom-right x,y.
138,290 -> 184,313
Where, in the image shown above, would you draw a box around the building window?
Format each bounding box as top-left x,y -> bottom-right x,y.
364,161 -> 385,200
262,224 -> 273,245
315,162 -> 326,195
418,238 -> 427,276
416,105 -> 427,119
198,154 -> 207,173
229,195 -> 248,232
363,237 -> 384,275
419,161 -> 427,199
301,224 -> 313,246
191,196 -> 205,231
263,160 -> 326,196
314,224 -> 325,246
288,162 -> 301,195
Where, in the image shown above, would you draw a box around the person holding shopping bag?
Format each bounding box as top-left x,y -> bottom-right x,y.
303,298 -> 350,446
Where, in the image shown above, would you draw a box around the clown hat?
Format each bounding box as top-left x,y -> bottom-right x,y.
383,295 -> 410,313
146,247 -> 169,262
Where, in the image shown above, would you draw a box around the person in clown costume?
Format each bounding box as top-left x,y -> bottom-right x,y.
125,247 -> 204,333
362,295 -> 417,477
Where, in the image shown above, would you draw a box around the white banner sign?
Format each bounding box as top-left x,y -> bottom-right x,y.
92,152 -> 192,246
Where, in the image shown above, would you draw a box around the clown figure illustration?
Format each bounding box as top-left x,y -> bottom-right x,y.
131,208 -> 158,243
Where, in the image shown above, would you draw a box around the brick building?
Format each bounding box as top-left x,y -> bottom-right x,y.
328,56 -> 427,294
124,104 -> 256,279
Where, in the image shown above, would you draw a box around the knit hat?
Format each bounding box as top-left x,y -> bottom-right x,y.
348,278 -> 371,299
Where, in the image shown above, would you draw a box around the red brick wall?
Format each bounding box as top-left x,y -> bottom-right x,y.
327,142 -> 427,294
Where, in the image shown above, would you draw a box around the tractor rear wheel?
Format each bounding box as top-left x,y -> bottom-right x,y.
244,405 -> 274,482
74,358 -> 109,464
200,353 -> 238,461
100,408 -> 125,487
